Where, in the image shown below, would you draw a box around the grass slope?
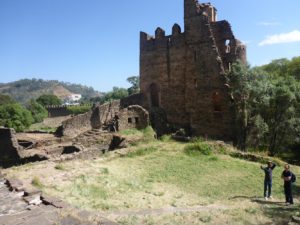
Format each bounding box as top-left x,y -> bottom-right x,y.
5,131 -> 300,224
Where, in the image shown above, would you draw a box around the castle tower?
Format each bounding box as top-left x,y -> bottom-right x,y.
139,0 -> 247,140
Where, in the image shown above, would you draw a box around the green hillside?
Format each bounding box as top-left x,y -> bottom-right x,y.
0,79 -> 102,104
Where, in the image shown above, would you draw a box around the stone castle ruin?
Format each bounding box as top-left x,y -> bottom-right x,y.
0,0 -> 246,167
139,0 -> 246,140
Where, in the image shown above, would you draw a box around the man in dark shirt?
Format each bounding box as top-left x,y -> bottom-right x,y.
281,164 -> 294,205
261,161 -> 276,200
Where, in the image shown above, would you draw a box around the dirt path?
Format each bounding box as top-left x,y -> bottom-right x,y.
99,204 -> 231,219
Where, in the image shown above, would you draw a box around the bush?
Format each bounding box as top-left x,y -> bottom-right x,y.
37,94 -> 62,106
27,99 -> 48,123
67,105 -> 91,115
0,103 -> 34,132
160,135 -> 171,142
184,142 -> 212,156
31,177 -> 44,188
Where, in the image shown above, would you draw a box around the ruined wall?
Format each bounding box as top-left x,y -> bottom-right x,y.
57,110 -> 94,137
118,105 -> 149,130
98,100 -> 121,125
57,100 -> 149,137
46,106 -> 71,118
140,0 -> 246,140
120,93 -> 146,109
0,127 -> 22,166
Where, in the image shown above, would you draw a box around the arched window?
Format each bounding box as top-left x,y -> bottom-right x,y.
149,83 -> 160,107
225,39 -> 231,53
212,92 -> 222,112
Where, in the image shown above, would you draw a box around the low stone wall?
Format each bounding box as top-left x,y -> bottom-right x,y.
57,110 -> 94,137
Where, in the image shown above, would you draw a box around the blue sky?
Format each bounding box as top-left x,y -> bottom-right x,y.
0,0 -> 299,92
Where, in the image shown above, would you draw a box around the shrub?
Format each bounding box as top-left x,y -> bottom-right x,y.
67,105 -> 91,115
31,177 -> 44,188
0,103 -> 34,132
184,142 -> 212,156
160,135 -> 171,142
54,163 -> 66,170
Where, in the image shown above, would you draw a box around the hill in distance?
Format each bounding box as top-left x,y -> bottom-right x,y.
0,79 -> 103,104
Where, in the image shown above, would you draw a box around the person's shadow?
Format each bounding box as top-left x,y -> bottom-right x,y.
229,195 -> 285,206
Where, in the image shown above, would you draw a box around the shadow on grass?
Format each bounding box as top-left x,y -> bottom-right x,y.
261,204 -> 299,225
229,195 -> 285,206
229,194 -> 299,224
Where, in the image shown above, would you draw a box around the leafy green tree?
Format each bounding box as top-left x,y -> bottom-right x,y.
260,58 -> 289,77
102,87 -> 129,103
27,100 -> 48,123
288,56 -> 300,80
36,94 -> 62,107
227,61 -> 253,150
263,77 -> 300,155
0,103 -> 33,132
0,94 -> 15,105
127,76 -> 140,95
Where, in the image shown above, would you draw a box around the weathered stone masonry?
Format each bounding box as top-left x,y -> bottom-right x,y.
140,0 -> 246,140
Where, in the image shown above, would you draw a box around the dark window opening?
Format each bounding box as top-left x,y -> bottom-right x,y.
128,118 -> 132,124
194,51 -> 197,62
194,79 -> 198,89
212,92 -> 222,112
135,117 -> 139,124
149,83 -> 160,107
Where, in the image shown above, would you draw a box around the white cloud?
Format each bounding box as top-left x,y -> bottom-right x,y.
258,22 -> 282,26
259,30 -> 300,46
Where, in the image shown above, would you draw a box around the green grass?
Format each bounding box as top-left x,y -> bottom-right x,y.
7,136 -> 300,224
126,146 -> 158,158
31,177 -> 44,188
54,163 -> 66,171
184,142 -> 212,156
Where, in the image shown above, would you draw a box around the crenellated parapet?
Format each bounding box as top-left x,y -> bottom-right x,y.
140,24 -> 185,51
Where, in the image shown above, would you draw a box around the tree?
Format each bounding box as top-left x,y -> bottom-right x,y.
102,87 -> 129,103
260,58 -> 289,77
288,56 -> 300,80
127,76 -> 140,95
0,103 -> 33,132
227,61 -> 253,150
0,94 -> 15,105
263,77 -> 300,155
36,94 -> 62,107
27,100 -> 48,123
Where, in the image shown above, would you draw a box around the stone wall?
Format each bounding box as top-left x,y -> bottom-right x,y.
139,0 -> 247,140
0,127 -> 22,166
118,105 -> 149,130
98,100 -> 121,125
57,101 -> 149,137
57,110 -> 94,137
46,106 -> 71,118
